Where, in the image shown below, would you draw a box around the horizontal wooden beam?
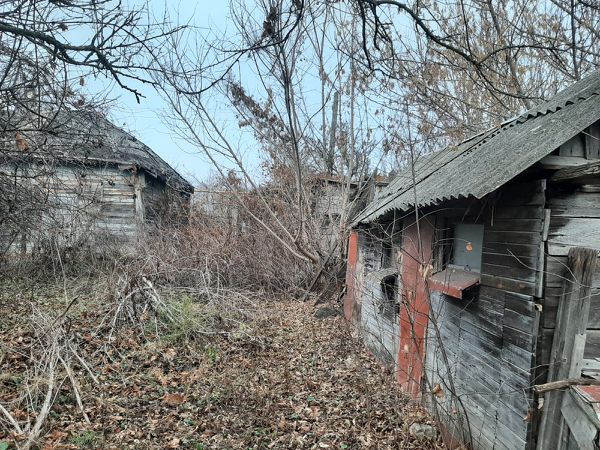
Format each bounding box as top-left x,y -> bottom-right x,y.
541,155 -> 590,170
533,377 -> 600,394
553,160 -> 600,184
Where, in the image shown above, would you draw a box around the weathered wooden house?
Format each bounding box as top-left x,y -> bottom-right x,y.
344,72 -> 600,449
0,109 -> 192,254
311,174 -> 388,256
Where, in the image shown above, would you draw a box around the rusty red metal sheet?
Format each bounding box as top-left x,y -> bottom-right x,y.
574,385 -> 600,403
397,218 -> 433,398
573,385 -> 600,420
344,231 -> 359,321
428,267 -> 480,299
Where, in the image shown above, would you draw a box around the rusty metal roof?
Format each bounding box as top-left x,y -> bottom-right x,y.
355,71 -> 600,225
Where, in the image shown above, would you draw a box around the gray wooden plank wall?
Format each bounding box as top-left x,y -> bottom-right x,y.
143,171 -> 168,224
541,185 -> 600,377
360,271 -> 400,366
425,180 -> 545,450
356,230 -> 401,368
1,163 -> 139,254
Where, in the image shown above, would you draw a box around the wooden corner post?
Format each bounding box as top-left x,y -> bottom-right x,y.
536,247 -> 598,450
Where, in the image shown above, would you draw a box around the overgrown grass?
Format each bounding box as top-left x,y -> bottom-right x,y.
160,294 -> 198,343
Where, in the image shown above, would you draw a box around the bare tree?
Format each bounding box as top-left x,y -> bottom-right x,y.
0,0 -> 181,260
350,0 -> 600,143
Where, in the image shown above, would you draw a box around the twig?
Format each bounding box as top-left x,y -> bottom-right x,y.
0,403 -> 23,435
42,296 -> 79,339
59,355 -> 90,424
533,377 -> 600,394
21,349 -> 57,450
69,345 -> 99,385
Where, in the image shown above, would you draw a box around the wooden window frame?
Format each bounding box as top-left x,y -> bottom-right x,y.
429,220 -> 483,299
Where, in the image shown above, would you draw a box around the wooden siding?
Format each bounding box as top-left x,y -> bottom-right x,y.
354,230 -> 401,368
425,180 -> 545,450
143,171 -> 166,224
542,184 -> 600,378
1,162 -> 139,254
361,269 -> 400,365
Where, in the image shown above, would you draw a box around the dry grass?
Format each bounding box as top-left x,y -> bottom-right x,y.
0,277 -> 443,450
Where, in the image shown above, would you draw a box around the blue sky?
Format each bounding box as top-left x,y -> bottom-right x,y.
86,2 -> 236,185
81,1 -> 397,185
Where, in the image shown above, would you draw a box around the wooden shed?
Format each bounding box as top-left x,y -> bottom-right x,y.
344,71 -> 600,449
0,109 -> 193,254
311,174 -> 389,257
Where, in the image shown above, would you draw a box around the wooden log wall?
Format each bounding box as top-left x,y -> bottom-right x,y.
425,180 -> 545,450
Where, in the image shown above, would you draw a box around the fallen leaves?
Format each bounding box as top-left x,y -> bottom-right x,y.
165,437 -> 180,448
0,278 -> 444,449
163,393 -> 186,406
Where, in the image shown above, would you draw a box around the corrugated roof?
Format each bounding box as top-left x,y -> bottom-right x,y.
2,109 -> 193,192
355,71 -> 600,225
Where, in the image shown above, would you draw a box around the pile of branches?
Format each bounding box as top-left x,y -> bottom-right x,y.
0,302 -> 98,450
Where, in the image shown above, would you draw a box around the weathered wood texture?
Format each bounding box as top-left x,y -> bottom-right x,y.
353,230 -> 401,365
553,160 -> 600,184
143,172 -> 178,226
0,162 -> 177,254
425,180 -> 545,450
585,122 -> 600,160
537,247 -> 597,450
547,187 -> 600,256
561,388 -> 600,450
539,186 -> 600,378
361,268 -> 400,365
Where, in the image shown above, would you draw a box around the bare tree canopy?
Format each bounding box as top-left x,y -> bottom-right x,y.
188,0 -> 600,147
0,0 -> 181,259
0,0 -> 178,112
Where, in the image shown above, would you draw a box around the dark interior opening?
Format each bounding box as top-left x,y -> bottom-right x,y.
381,273 -> 399,319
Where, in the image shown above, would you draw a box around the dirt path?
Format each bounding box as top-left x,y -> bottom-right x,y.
1,288 -> 441,449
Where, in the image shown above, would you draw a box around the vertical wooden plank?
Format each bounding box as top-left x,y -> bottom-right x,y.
134,170 -> 145,226
536,208 -> 551,298
344,231 -> 359,321
537,247 -> 598,450
560,134 -> 586,157
585,124 -> 600,160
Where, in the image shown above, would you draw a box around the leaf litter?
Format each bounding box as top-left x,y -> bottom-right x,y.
0,279 -> 444,449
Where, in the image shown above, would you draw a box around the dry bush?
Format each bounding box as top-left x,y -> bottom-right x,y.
0,227 -> 123,282
138,196 -> 314,297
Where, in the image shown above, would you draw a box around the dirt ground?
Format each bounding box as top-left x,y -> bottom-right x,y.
0,278 -> 443,449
